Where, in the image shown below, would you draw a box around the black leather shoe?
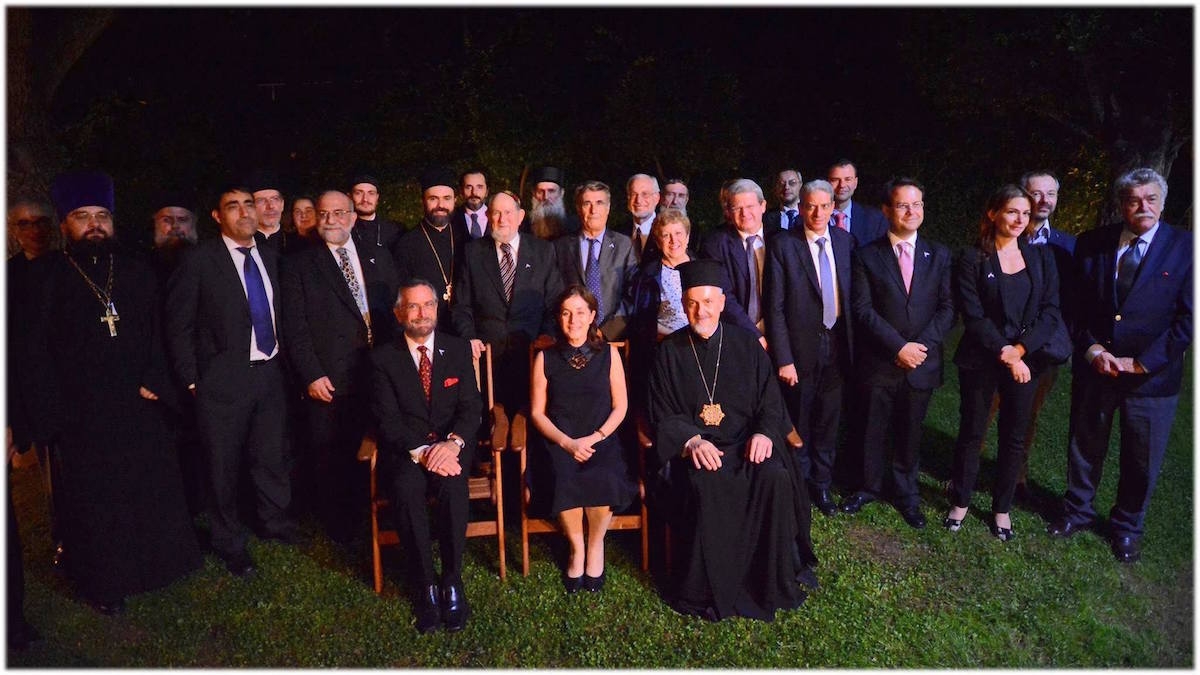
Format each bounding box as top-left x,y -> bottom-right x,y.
899,506 -> 926,530
582,571 -> 605,593
840,493 -> 875,514
221,548 -> 256,578
1111,536 -> 1141,564
562,572 -> 583,594
415,584 -> 441,634
442,583 -> 470,632
1047,517 -> 1089,539
814,489 -> 838,517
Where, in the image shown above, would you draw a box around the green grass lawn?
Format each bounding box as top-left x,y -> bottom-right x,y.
7,344 -> 1192,667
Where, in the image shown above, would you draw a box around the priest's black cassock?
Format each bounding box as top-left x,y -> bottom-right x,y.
648,320 -> 805,621
394,219 -> 467,334
25,244 -> 201,604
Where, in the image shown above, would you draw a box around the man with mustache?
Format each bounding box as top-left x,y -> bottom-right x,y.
522,165 -> 581,241
395,168 -> 470,333
149,192 -> 199,283
22,171 -> 201,614
451,168 -> 490,240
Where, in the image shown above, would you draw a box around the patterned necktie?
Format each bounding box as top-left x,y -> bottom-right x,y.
833,211 -> 848,231
817,237 -> 836,329
585,238 -> 604,323
1116,237 -> 1144,306
417,345 -> 432,404
745,234 -> 760,324
336,247 -> 368,315
236,247 -> 276,355
1032,225 -> 1050,245
469,212 -> 481,239
897,241 -> 914,294
500,242 -> 515,302
786,209 -> 798,230
632,229 -> 643,258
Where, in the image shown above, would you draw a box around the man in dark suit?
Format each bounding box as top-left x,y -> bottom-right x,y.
764,179 -> 855,517
280,189 -> 399,543
1049,167 -> 1192,563
395,168 -> 470,334
452,190 -> 563,412
522,165 -> 581,241
451,168 -> 490,240
701,179 -> 778,347
613,173 -> 661,262
554,180 -> 638,340
371,280 -> 481,633
827,159 -> 888,247
763,168 -> 802,232
166,184 -> 300,577
845,178 -> 954,528
349,173 -> 404,266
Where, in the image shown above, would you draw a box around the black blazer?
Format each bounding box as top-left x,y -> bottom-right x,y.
843,200 -> 890,247
451,233 -> 564,357
612,216 -> 661,263
369,333 -> 481,463
952,239 -> 1062,371
851,235 -> 955,389
165,235 -> 283,397
553,229 -> 638,339
698,222 -> 783,338
280,241 -> 399,395
764,226 -> 856,375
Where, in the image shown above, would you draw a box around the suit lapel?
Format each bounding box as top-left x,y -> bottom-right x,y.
726,231 -> 752,299
909,238 -> 933,301
795,233 -> 822,297
572,234 -> 587,282
984,250 -> 1007,318
833,230 -> 852,306
318,246 -> 365,318
212,239 -> 251,315
1020,240 -> 1043,324
1125,223 -> 1172,304
481,237 -> 507,303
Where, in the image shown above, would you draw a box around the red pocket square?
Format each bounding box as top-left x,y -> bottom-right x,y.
443,377 -> 459,388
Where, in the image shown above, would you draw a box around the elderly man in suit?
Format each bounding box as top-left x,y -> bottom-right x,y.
166,184 -> 301,578
827,159 -> 889,247
452,191 -> 563,412
765,179 -> 855,518
1049,167 -> 1192,564
371,280 -> 481,633
845,178 -> 954,528
615,173 -> 661,262
699,178 -> 777,347
280,189 -> 399,543
554,180 -> 638,340
451,168 -> 490,240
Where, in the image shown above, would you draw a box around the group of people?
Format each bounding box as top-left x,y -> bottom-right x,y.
5,158 -> 1190,638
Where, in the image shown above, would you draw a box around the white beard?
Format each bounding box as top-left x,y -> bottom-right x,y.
530,198 -> 566,239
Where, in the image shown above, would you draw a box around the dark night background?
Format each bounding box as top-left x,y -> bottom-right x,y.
7,6 -> 1193,248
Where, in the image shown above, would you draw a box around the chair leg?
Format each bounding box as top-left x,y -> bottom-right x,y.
494,450 -> 506,581
639,502 -> 650,572
521,491 -> 531,577
371,507 -> 383,594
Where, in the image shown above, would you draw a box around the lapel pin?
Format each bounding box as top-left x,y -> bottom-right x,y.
923,251 -> 930,258
1163,271 -> 1169,277
438,348 -> 445,356
987,272 -> 995,279
369,258 -> 376,264
524,263 -> 532,269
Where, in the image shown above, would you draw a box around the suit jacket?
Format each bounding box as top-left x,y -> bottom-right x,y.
1029,225 -> 1078,329
1071,221 -> 1192,397
553,229 -> 638,339
451,233 -> 564,357
280,241 -> 399,395
452,206 -> 490,240
851,235 -> 955,389
165,235 -> 283,398
764,226 -> 856,375
838,200 -> 889,247
369,333 -> 481,463
952,239 -> 1062,371
613,216 -> 661,263
701,222 -> 783,338
763,208 -> 800,232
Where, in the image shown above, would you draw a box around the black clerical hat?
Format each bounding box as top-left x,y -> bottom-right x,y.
50,171 -> 115,222
348,173 -> 380,191
529,166 -> 566,187
678,259 -> 730,291
246,168 -> 283,195
149,188 -> 196,214
419,167 -> 457,192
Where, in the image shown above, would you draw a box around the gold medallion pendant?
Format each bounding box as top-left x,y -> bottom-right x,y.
699,403 -> 725,426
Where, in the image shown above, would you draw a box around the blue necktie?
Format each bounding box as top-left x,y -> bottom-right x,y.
469,212 -> 482,238
585,238 -> 604,323
817,237 -> 836,329
237,247 -> 276,356
1115,237 -> 1144,306
785,209 -> 797,230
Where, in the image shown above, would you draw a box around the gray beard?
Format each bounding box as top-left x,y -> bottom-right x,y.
530,198 -> 566,239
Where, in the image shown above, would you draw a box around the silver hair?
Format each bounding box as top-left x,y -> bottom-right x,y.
724,178 -> 764,204
625,173 -> 660,194
1114,167 -> 1168,202
800,179 -> 835,201
395,278 -> 439,307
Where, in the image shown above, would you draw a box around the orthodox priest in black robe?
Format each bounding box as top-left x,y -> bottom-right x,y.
647,259 -> 807,621
394,168 -> 469,334
24,172 -> 201,612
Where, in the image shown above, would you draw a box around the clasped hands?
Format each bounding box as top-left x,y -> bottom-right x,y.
999,345 -> 1031,383
420,440 -> 463,477
560,433 -> 604,463
1090,349 -> 1144,378
683,433 -> 772,472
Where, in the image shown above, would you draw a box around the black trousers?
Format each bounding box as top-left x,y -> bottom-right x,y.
856,379 -> 933,510
303,393 -> 370,539
385,447 -> 473,588
197,358 -> 294,556
950,365 -> 1037,514
782,328 -> 846,492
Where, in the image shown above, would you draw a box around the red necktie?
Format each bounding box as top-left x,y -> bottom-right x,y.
418,345 -> 432,403
834,211 -> 848,231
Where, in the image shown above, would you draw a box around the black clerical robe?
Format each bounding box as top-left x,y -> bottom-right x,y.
395,220 -> 467,334
647,322 -> 804,621
24,246 -> 201,603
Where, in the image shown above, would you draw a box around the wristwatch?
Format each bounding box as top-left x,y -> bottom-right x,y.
447,434 -> 466,450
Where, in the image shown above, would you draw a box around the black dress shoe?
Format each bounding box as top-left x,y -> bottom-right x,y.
415,584 -> 441,634
942,510 -> 964,532
899,506 -> 926,530
582,571 -> 605,592
795,565 -> 819,590
221,549 -> 256,578
840,493 -> 875,514
442,583 -> 471,632
562,572 -> 583,594
989,518 -> 1015,542
814,489 -> 838,517
1111,536 -> 1141,564
1047,517 -> 1090,539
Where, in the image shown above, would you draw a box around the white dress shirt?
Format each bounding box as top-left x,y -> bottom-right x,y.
804,227 -> 840,319
221,234 -> 278,360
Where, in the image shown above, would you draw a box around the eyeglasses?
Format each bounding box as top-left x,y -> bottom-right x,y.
317,209 -> 354,220
254,195 -> 284,207
892,202 -> 924,212
67,210 -> 112,225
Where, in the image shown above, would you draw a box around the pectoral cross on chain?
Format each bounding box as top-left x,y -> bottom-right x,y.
100,302 -> 119,337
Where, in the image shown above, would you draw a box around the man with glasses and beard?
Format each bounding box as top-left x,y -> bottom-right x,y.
23,171 -> 201,614
395,168 -> 470,333
522,165 -> 581,241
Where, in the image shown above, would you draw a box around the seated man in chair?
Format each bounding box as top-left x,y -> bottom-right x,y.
647,259 -> 810,622
370,280 -> 482,633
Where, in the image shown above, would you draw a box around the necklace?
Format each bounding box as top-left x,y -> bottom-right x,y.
687,323 -> 725,426
419,220 -> 456,302
65,251 -> 119,337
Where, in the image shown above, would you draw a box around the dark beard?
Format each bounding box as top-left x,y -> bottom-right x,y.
425,213 -> 451,229
69,237 -> 116,261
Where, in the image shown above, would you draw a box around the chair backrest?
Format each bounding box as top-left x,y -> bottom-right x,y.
473,343 -> 495,411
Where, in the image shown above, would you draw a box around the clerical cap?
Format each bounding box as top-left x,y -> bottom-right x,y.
678,259 -> 730,291
419,167 -> 457,192
150,188 -> 195,214
50,171 -> 115,223
348,173 -> 380,191
246,168 -> 283,195
529,165 -> 566,187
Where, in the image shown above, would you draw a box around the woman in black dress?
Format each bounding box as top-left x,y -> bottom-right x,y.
530,285 -> 636,592
946,184 -> 1063,541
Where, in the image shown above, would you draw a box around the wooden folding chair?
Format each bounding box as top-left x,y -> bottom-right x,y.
509,340 -> 649,577
358,343 -> 510,594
